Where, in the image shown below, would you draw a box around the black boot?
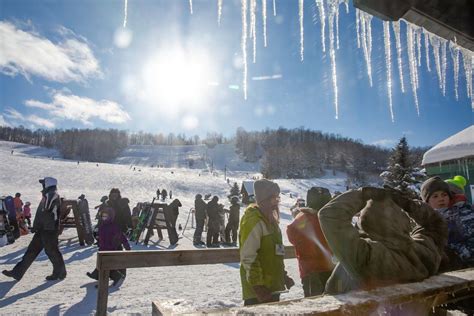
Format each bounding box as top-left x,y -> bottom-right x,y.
46,271 -> 66,281
2,270 -> 21,281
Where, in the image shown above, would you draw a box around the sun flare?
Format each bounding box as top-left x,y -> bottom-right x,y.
141,47 -> 214,112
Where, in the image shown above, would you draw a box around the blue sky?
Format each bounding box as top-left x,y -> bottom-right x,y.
0,0 -> 472,148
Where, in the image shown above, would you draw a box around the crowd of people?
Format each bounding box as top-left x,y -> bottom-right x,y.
0,192 -> 32,246
239,176 -> 473,313
1,174 -> 473,313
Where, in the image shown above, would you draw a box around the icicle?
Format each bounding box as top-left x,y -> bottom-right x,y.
273,0 -> 276,16
189,0 -> 193,14
406,24 -> 420,115
416,28 -> 422,67
328,0 -> 339,119
218,0 -> 223,26
392,21 -> 405,93
450,42 -> 460,100
335,3 -> 340,50
262,0 -> 267,47
383,21 -> 394,122
241,0 -> 248,100
423,29 -> 431,72
250,0 -> 257,63
123,0 -> 128,28
461,49 -> 473,110
355,9 -> 360,48
315,0 -> 326,52
430,34 -> 443,92
359,10 -> 373,87
441,39 -> 447,96
299,0 -> 304,61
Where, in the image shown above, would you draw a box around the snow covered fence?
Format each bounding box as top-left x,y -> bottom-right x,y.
96,246 -> 296,315
183,268 -> 473,315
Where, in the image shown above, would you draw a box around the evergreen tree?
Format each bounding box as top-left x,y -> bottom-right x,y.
380,137 -> 421,198
230,182 -> 240,197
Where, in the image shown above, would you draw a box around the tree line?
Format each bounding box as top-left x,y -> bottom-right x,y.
235,127 -> 428,184
0,125 -> 428,181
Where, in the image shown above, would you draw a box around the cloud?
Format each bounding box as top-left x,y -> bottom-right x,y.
4,107 -> 54,128
371,139 -> 396,147
27,115 -> 55,128
0,21 -> 101,83
25,92 -> 131,124
0,114 -> 10,127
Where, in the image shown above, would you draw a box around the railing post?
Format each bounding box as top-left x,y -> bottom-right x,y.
96,252 -> 110,316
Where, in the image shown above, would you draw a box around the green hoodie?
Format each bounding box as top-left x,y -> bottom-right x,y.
239,204 -> 286,300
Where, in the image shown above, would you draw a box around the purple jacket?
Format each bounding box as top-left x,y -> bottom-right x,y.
98,207 -> 131,251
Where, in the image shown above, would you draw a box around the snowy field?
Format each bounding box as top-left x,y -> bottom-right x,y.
0,140 -> 347,315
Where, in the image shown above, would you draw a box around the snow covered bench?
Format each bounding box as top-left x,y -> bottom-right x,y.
96,246 -> 296,316
152,268 -> 474,315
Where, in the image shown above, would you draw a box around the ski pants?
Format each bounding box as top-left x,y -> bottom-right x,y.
225,221 -> 239,244
206,220 -> 219,246
11,230 -> 66,279
302,271 -> 332,297
193,217 -> 205,243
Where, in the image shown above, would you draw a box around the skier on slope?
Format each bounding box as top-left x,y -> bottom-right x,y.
3,177 -> 67,281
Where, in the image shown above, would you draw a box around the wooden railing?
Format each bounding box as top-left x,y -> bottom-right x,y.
153,268 -> 474,315
96,246 -> 296,315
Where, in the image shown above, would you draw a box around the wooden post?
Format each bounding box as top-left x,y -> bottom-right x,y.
96,264 -> 110,316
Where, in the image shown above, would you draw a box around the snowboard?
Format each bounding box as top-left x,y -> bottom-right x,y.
78,198 -> 94,245
130,199 -> 155,243
163,205 -> 179,245
143,206 -> 159,245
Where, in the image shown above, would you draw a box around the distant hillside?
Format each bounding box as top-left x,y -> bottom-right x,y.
113,143 -> 260,172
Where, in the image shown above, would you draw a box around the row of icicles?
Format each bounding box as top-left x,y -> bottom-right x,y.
123,0 -> 473,121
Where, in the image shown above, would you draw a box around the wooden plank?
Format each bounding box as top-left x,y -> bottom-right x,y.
96,269 -> 110,316
195,268 -> 474,315
98,245 -> 296,270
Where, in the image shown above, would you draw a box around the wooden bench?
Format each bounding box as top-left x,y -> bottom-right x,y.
96,246 -> 296,315
151,268 -> 474,315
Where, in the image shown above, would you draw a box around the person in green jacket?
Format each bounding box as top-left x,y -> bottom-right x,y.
319,187 -> 447,296
239,179 -> 294,306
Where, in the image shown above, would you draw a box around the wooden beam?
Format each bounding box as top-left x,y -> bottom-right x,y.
96,246 -> 296,315
98,246 -> 296,270
183,268 -> 473,315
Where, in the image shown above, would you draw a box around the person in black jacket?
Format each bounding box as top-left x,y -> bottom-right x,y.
107,188 -> 132,234
206,196 -> 221,247
193,194 -> 207,246
225,197 -> 240,246
3,177 -> 66,281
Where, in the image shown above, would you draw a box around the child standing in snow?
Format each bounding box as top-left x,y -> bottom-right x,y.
86,207 -> 130,286
23,202 -> 32,228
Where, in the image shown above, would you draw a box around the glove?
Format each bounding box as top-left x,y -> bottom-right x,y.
361,187 -> 386,201
284,274 -> 295,290
252,285 -> 273,303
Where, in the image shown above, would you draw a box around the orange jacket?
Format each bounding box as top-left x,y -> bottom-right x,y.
14,197 -> 23,210
287,208 -> 334,278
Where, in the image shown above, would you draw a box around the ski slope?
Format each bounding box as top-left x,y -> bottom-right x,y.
0,141 -> 347,315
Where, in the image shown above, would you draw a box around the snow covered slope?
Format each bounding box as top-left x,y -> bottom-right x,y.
0,141 -> 347,315
113,143 -> 260,172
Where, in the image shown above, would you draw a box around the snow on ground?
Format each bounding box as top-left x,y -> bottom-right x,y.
0,141 -> 347,315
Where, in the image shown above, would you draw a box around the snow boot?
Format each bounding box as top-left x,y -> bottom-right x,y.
87,271 -> 99,280
46,271 -> 66,281
2,269 -> 21,281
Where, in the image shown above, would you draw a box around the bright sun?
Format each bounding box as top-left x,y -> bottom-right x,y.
141,47 -> 214,113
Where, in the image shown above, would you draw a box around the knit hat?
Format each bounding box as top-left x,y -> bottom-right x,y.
254,179 -> 280,205
39,177 -> 57,189
306,186 -> 331,211
445,175 -> 467,195
420,176 -> 451,202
